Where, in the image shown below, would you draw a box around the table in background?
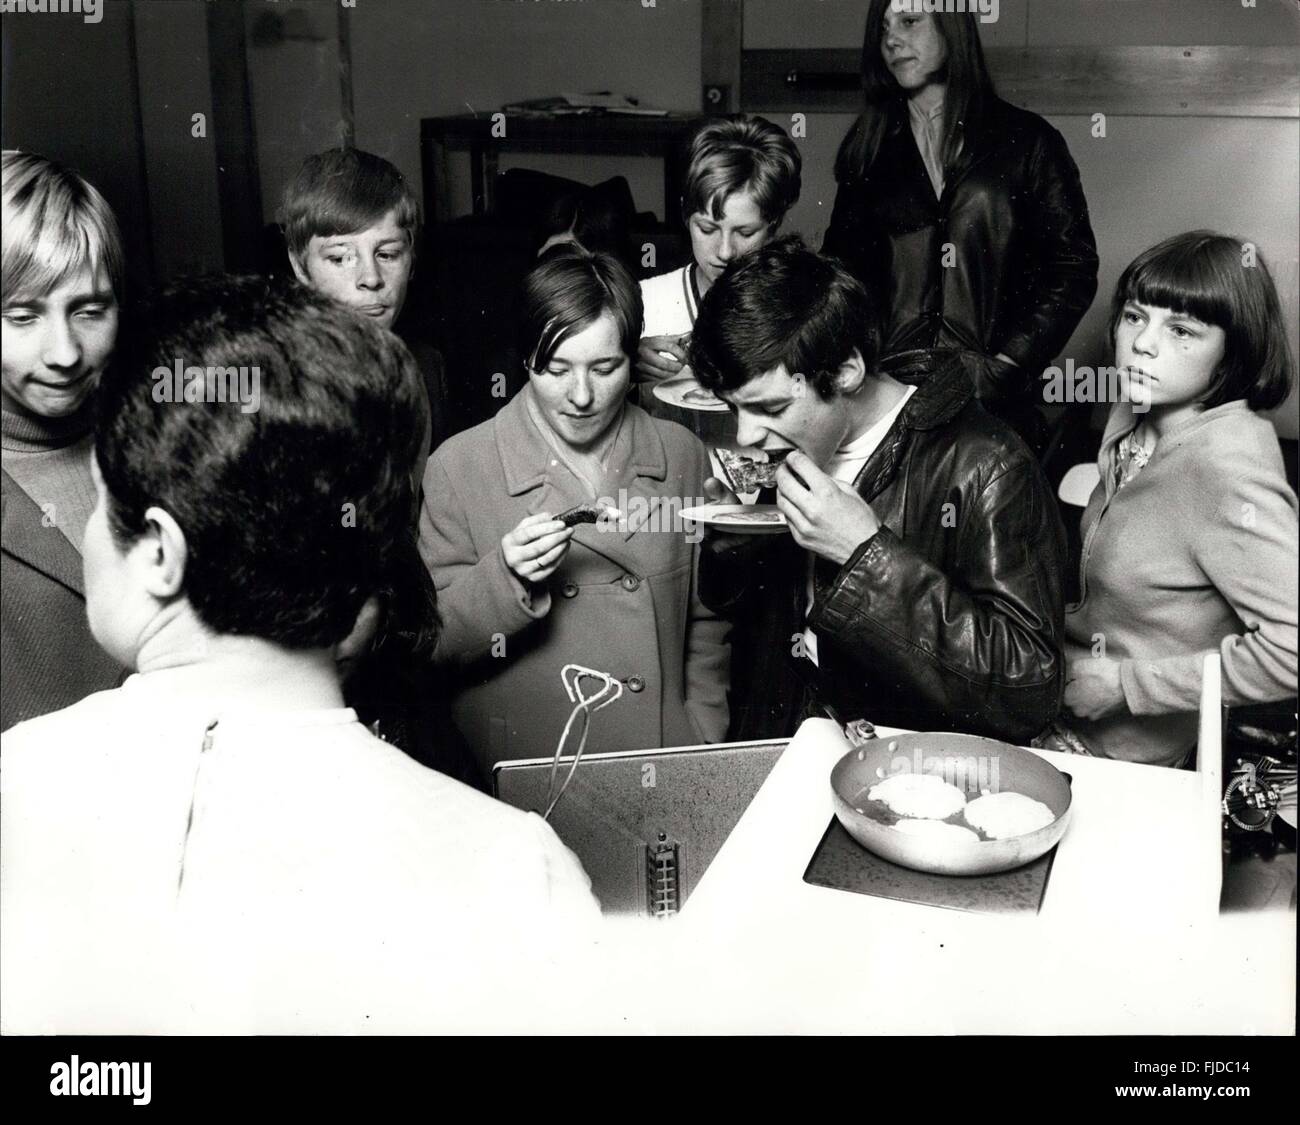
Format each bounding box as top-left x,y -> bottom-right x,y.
421,113 -> 704,223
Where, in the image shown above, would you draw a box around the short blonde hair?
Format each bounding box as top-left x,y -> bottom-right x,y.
2,150 -> 124,302
681,116 -> 802,227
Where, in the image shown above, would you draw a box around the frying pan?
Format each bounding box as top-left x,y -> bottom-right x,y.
830,729 -> 1073,876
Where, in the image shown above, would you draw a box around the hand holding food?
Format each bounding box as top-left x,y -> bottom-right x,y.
1063,657 -> 1126,721
775,451 -> 881,566
636,333 -> 689,383
556,503 -> 622,528
501,511 -> 574,585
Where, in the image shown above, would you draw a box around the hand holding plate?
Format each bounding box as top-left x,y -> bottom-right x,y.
636,334 -> 688,383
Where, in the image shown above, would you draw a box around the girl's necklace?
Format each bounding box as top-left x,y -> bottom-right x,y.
1116,423 -> 1154,490
1130,420 -> 1157,456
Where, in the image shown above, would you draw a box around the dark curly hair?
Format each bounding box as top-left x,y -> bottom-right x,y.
690,235 -> 881,400
96,274 -> 437,652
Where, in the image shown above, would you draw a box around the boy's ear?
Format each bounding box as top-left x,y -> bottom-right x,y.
137,506 -> 189,600
834,348 -> 868,396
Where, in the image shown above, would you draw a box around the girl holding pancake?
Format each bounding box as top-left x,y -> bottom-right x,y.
419,246 -> 728,775
1051,232 -> 1297,767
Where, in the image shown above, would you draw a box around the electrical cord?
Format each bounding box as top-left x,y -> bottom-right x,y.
542,665 -> 623,821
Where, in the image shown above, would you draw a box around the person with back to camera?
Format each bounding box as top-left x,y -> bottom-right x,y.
0,276 -> 599,1032
823,1 -> 1098,455
1043,231 -> 1298,768
420,246 -> 729,775
1,150 -> 127,730
690,237 -> 1066,745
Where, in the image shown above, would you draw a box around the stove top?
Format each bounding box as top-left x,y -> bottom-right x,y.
803,817 -> 1061,915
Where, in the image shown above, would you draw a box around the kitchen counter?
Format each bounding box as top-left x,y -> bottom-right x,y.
656,719 -> 1295,1034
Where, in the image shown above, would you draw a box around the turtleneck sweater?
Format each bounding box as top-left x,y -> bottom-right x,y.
2,402 -> 98,553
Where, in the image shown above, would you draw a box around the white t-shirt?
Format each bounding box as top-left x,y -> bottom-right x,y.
803,384 -> 917,666
640,264 -> 699,340
0,667 -> 600,1032
639,265 -> 704,388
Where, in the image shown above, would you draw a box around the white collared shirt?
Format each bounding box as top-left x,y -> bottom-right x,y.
908,96 -> 947,200
1,667 -> 599,1031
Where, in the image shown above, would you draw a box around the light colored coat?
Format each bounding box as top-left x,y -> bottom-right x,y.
419,390 -> 729,773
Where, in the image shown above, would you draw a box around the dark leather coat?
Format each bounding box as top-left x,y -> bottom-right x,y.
823,97 -> 1099,401
700,352 -> 1066,745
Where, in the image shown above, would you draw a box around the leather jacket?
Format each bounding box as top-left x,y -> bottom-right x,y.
823,97 -> 1099,401
699,351 -> 1067,745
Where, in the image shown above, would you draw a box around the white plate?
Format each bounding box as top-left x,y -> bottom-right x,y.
679,504 -> 789,534
652,376 -> 730,413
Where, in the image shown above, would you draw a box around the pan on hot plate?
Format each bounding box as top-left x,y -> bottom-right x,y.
830,732 -> 1074,876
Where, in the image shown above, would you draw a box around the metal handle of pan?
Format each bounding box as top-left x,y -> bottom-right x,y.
818,699 -> 877,747
844,719 -> 877,747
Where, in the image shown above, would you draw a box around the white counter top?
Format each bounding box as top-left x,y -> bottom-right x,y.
659,719 -> 1295,1034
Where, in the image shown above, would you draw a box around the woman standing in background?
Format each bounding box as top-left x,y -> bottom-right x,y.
824,1 -> 1099,453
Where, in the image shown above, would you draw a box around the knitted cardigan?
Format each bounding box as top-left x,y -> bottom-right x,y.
1064,400 -> 1298,766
